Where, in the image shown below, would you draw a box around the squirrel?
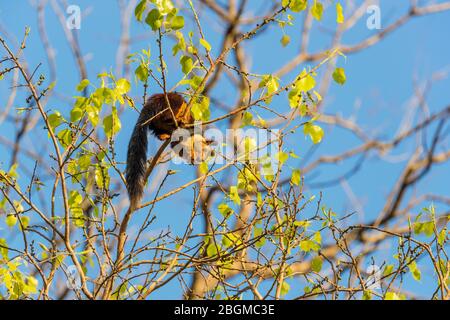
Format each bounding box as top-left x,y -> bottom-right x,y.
125,92 -> 192,210
125,92 -> 213,210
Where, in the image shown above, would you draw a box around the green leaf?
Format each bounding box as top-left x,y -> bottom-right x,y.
288,88 -> 301,108
74,96 -> 89,109
218,203 -> 233,218
191,96 -> 210,121
20,215 -> 30,230
69,190 -> 83,208
95,165 -> 110,189
48,112 -> 63,130
409,261 -> 421,282
78,154 -> 91,171
86,105 -> 99,127
280,281 -> 290,296
363,291 -> 372,300
259,75 -> 279,103
135,64 -> 149,82
145,9 -> 163,31
242,112 -> 253,127
438,228 -> 447,246
385,292 -> 401,300
70,107 -> 83,122
423,221 -> 434,237
383,264 -> 394,276
414,221 -> 434,237
173,31 -> 186,55
300,239 -> 320,252
0,238 -> 8,258
332,67 -> 346,85
283,0 -> 307,12
336,3 -> 345,24
295,70 -> 316,92
154,0 -> 174,15
180,55 -> 193,74
103,108 -> 122,138
281,34 -> 290,47
71,206 -> 85,228
314,231 -> 322,244
135,0 -> 147,21
222,232 -> 242,248
254,227 -> 266,248
303,122 -> 324,144
76,79 -> 90,92
311,1 -> 324,21
276,151 -> 289,165
291,169 -> 301,186
115,78 -> 131,95
237,167 -> 257,192
311,256 -> 323,272
57,129 -> 72,148
170,15 -> 184,30
24,276 -> 38,295
229,186 -> 241,206
199,38 -> 211,52
6,215 -> 17,228
206,243 -> 219,257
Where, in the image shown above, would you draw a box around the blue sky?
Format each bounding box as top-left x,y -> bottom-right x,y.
0,1 -> 449,299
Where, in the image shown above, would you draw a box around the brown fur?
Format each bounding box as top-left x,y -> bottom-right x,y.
125,93 -> 191,210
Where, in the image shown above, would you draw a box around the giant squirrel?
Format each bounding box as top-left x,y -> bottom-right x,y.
125,92 -> 208,210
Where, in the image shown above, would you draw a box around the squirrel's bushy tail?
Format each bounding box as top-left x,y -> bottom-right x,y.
125,108 -> 152,210
125,93 -> 188,210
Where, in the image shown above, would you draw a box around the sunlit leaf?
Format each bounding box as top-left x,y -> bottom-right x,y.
5,215 -> 17,228
332,67 -> 346,85
76,79 -> 90,92
180,55 -> 193,74
336,3 -> 345,24
311,1 -> 324,21
199,38 -> 211,52
303,122 -> 324,144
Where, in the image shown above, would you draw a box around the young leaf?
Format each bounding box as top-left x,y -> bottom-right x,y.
332,67 -> 346,85
191,96 -> 210,121
385,292 -> 401,300
135,64 -> 149,82
199,38 -> 212,52
303,122 -> 324,144
145,9 -> 163,31
295,70 -> 316,92
76,79 -> 90,92
229,186 -> 241,206
311,1 -> 324,21
276,151 -> 289,165
6,215 -> 17,228
48,112 -> 63,130
280,281 -> 290,296
171,15 -> 185,30
180,55 -> 193,74
281,34 -> 291,47
438,228 -> 447,246
283,0 -> 307,12
115,78 -> 131,95
103,108 -> 122,138
311,256 -> 323,272
218,203 -> 233,218
291,169 -> 301,186
135,0 -> 147,21
336,3 -> 345,24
